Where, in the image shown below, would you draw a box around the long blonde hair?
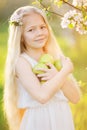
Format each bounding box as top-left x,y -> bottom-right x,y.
4,6 -> 64,130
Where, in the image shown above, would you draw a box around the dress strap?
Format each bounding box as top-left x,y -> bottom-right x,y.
21,53 -> 38,68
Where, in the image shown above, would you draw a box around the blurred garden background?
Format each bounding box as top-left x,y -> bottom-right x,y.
0,0 -> 87,130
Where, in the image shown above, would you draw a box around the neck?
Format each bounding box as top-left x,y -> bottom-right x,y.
25,48 -> 45,61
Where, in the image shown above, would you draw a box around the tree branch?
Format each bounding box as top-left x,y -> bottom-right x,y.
62,0 -> 81,11
39,1 -> 63,17
38,0 -> 82,18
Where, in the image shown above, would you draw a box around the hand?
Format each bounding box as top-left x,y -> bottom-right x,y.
37,63 -> 58,81
61,57 -> 74,73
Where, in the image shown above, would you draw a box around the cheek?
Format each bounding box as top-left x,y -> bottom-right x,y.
24,33 -> 33,42
45,29 -> 49,38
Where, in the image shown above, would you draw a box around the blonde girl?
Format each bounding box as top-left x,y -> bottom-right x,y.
4,6 -> 81,130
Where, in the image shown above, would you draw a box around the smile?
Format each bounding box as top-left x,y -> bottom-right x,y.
35,38 -> 45,42
35,38 -> 44,41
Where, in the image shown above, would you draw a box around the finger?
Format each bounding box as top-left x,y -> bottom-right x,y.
37,73 -> 48,77
41,74 -> 53,80
41,76 -> 50,81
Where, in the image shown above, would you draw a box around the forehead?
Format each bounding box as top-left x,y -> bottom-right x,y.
22,12 -> 46,28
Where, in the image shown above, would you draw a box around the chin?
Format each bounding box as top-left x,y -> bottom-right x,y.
36,42 -> 46,48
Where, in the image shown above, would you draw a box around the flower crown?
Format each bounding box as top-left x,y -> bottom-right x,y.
9,12 -> 23,26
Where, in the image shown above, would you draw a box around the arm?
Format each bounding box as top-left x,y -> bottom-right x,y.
57,56 -> 81,104
61,74 -> 81,104
15,56 -> 73,104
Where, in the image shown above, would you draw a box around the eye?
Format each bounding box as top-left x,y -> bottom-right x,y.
41,25 -> 46,29
28,29 -> 33,32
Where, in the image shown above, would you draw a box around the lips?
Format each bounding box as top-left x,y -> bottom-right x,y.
35,37 -> 45,41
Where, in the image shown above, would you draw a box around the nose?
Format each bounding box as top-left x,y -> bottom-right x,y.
36,28 -> 43,36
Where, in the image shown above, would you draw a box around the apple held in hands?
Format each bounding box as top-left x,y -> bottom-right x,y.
32,54 -> 62,74
32,62 -> 48,74
32,62 -> 48,83
39,53 -> 62,71
32,53 -> 62,84
32,54 -> 54,83
39,54 -> 54,64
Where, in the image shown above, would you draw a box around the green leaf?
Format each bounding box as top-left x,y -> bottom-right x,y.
57,1 -> 63,7
38,0 -> 43,2
84,16 -> 87,20
54,0 -> 63,7
46,11 -> 51,17
68,23 -> 74,29
82,10 -> 86,18
47,6 -> 50,11
64,0 -> 68,2
43,8 -> 46,11
32,1 -> 37,5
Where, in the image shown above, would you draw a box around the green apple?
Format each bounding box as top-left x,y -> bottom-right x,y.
54,59 -> 62,71
39,54 -> 54,64
32,62 -> 48,74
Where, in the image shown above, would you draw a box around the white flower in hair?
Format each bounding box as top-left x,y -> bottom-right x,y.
9,12 -> 23,26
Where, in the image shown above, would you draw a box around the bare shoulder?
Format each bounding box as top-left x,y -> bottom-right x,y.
15,55 -> 32,76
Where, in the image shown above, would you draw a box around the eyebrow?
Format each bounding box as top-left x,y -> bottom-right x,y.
26,23 -> 47,29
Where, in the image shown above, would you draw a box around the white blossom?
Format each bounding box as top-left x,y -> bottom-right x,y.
61,10 -> 87,34
61,10 -> 78,28
73,0 -> 87,7
76,23 -> 87,34
10,12 -> 23,26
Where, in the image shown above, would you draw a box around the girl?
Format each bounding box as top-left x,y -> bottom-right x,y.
4,6 -> 81,130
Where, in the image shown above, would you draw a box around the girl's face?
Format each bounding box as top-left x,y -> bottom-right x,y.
22,12 -> 49,49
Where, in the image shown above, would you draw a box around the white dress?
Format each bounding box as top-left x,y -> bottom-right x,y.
16,53 -> 75,130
